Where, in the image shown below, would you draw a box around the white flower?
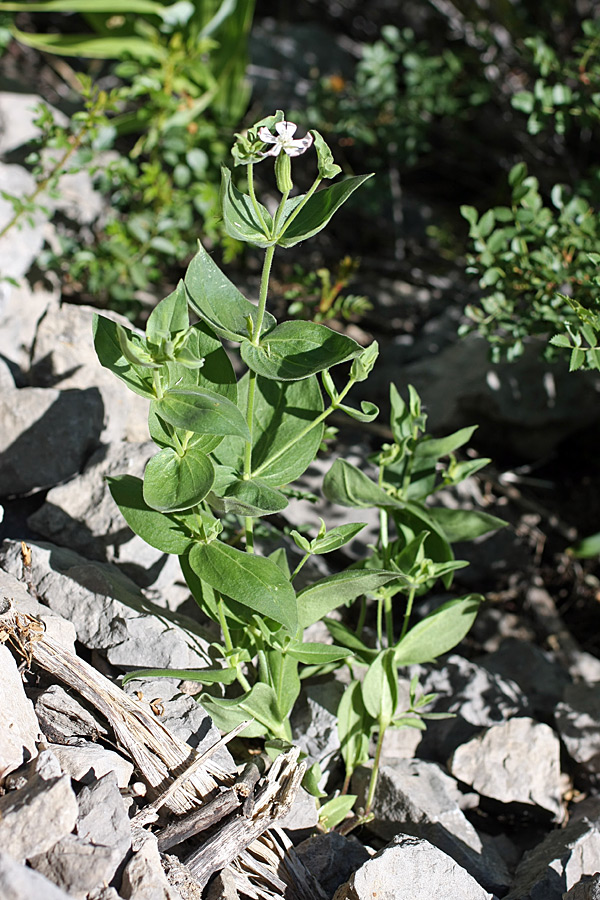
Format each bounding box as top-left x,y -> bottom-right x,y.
258,121 -> 313,157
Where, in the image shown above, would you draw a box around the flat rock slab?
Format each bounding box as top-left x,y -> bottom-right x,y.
0,771 -> 78,861
332,833 -> 494,900
564,874 -> 600,899
0,566 -> 77,653
121,830 -> 182,900
556,683 -> 600,773
48,742 -> 134,789
34,683 -> 108,745
479,638 -> 571,719
76,773 -> 132,886
504,817 -> 600,900
0,642 -> 40,782
0,849 -> 73,900
296,832 -> 372,898
449,716 -> 563,819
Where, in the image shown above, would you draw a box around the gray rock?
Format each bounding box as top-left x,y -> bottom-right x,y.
0,771 -> 78,860
4,748 -> 62,791
291,680 -> 345,774
449,717 -> 564,820
504,818 -> 600,900
479,638 -> 571,718
295,832 -> 372,898
556,683 -> 600,773
276,786 -> 319,833
30,302 -> 149,444
0,566 -> 77,653
0,163 -> 46,281
0,849 -> 73,900
0,540 -> 212,670
48,741 -> 134,788
121,829 -> 182,900
0,93 -> 67,154
0,643 -> 41,781
34,683 -> 108,744
0,382 -> 103,496
0,280 -> 58,372
30,834 -> 120,899
353,760 -> 511,894
410,653 -> 530,761
76,773 -> 132,885
331,833 -> 494,900
564,874 -> 600,899
205,868 -> 240,900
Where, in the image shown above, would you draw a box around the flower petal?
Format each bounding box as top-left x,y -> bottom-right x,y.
276,120 -> 297,138
258,126 -> 277,144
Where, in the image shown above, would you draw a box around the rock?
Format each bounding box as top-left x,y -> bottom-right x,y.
276,786 -> 319,833
504,817 -> 600,900
564,874 -> 600,899
0,771 -> 78,860
205,868 -> 240,900
295,832 -> 372,898
479,638 -> 571,719
0,93 -> 67,154
353,760 -> 511,895
0,566 -> 77,653
30,834 -> 120,900
410,653 -> 530,761
121,829 -> 182,900
331,833 -> 494,900
449,717 -> 564,820
0,279 -> 58,373
0,643 -> 41,781
0,163 -> 46,281
0,849 -> 73,900
556,683 -> 600,774
0,540 -> 212,670
291,680 -> 345,774
34,683 -> 108,744
76,773 -> 132,885
48,741 -> 134,789
30,303 -> 149,444
0,382 -> 103,497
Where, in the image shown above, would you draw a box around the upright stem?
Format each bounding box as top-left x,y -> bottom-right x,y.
217,594 -> 252,692
399,586 -> 416,643
247,163 -> 269,235
365,724 -> 386,814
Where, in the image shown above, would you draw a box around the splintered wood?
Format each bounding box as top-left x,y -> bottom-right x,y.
0,597 -> 325,898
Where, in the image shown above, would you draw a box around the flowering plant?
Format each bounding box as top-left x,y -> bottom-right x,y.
93,111 -> 503,821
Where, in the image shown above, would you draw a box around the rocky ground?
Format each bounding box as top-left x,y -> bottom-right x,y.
3,33 -> 600,898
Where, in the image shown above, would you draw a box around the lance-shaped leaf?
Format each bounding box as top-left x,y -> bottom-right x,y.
207,473 -> 288,517
154,385 -> 250,440
276,174 -> 373,248
337,680 -> 373,777
201,683 -> 282,738
214,373 -> 324,485
241,321 -> 361,381
180,551 -> 249,627
336,400 -> 379,423
93,314 -> 155,398
107,475 -> 193,555
189,542 -> 298,634
324,618 -> 377,665
220,166 -> 273,246
426,507 -> 507,542
310,130 -> 342,179
394,594 -> 483,665
362,649 -> 399,725
308,522 -> 367,555
284,641 -> 352,665
142,446 -> 214,513
413,425 -> 478,461
298,569 -> 401,628
184,243 -> 276,342
122,667 -> 237,687
145,280 -> 189,346
323,458 -> 401,509
10,25 -> 167,59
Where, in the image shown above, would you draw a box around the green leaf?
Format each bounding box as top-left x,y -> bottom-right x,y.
336,400 -> 379,423
143,447 -> 214,513
298,569 -> 401,628
146,281 -> 189,346
318,794 -> 357,831
337,681 -> 372,778
11,26 -> 166,59
426,507 -> 507,542
323,459 -> 399,509
394,594 -> 483,665
266,649 -> 300,720
92,314 -> 155,399
413,426 -> 477,460
508,161 -> 528,187
570,347 -> 586,371
220,166 -> 273,246
568,531 -> 600,559
241,321 -> 361,381
214,373 -> 324,486
207,473 -> 288,517
180,551 -> 249,628
285,642 -> 352,664
121,667 -> 237,687
362,648 -> 398,725
200,689 -> 273,739
0,1 -> 166,12
184,243 -> 276,342
189,542 -> 298,634
107,475 -> 193,555
460,205 -> 478,227
310,130 -> 342,179
276,174 -> 373,247
324,618 -> 377,665
310,522 -> 367,554
154,386 -> 250,440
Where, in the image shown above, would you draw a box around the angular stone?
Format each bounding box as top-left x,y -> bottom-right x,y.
331,833 -> 494,900
291,680 -> 345,772
0,771 -> 78,861
0,567 -> 77,653
0,280 -> 58,372
0,849 -> 73,900
449,717 -> 564,820
48,741 -> 134,789
275,786 -> 319,833
30,303 -> 149,444
0,383 -> 103,496
0,643 -> 41,781
353,760 -> 511,895
121,830 -> 182,900
295,832 -> 372,898
0,540 -> 212,670
34,684 -> 108,744
410,654 -> 530,761
0,164 -> 46,281
76,773 -> 132,885
479,638 -> 571,719
31,834 -> 119,899
556,683 -> 600,773
564,874 -> 600,899
504,818 -> 600,900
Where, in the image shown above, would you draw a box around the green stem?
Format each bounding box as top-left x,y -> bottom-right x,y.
399,586 -> 416,643
291,553 -> 310,580
365,723 -> 386,815
270,188 -> 290,238
152,369 -> 164,399
355,597 -> 367,637
217,592 -> 251,692
253,243 -> 277,345
247,163 -> 269,235
376,597 -> 384,649
244,516 -> 254,553
384,595 -> 394,647
273,175 -> 322,242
